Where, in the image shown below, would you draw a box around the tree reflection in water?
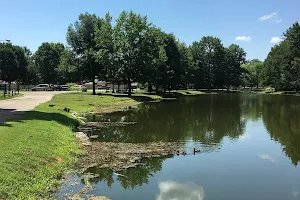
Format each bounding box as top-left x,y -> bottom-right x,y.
89,94 -> 247,144
83,156 -> 171,189
83,93 -> 300,192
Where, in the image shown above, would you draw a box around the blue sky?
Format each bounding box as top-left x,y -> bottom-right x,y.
1,0 -> 299,60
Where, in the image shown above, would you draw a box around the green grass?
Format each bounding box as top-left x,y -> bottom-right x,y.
171,90 -> 204,95
0,93 -> 23,100
46,92 -> 140,114
0,107 -> 82,199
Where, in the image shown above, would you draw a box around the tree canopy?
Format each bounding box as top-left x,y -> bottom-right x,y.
0,43 -> 27,85
3,12 -> 299,95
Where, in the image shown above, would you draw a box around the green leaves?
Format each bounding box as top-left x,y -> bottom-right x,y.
0,43 -> 27,83
34,42 -> 65,84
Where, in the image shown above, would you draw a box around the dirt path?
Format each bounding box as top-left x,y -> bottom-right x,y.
0,91 -> 65,123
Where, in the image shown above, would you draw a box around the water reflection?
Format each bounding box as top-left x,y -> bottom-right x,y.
89,95 -> 247,144
83,94 -> 300,167
84,156 -> 170,189
157,181 -> 204,200
59,94 -> 300,199
261,95 -> 300,166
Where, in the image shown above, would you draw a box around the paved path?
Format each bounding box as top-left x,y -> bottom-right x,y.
0,91 -> 65,123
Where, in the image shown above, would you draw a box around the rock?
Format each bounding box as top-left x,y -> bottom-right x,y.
90,135 -> 99,139
82,142 -> 91,146
76,132 -> 90,143
88,195 -> 111,200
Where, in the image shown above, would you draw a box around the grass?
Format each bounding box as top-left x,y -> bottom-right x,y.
0,93 -> 23,100
0,107 -> 82,199
0,90 -> 202,199
46,92 -> 140,114
171,90 -> 204,96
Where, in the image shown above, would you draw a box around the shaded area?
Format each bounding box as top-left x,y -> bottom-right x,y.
0,109 -> 79,128
0,108 -> 21,124
262,95 -> 300,166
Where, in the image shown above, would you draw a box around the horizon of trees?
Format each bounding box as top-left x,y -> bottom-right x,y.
1,11 -> 299,96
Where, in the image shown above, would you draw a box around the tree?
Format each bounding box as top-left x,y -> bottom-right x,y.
262,22 -> 300,91
241,59 -> 263,89
113,11 -> 153,96
284,22 -> 300,58
137,27 -> 166,93
178,42 -> 192,89
19,47 -> 39,89
225,44 -> 246,89
34,42 -> 65,84
190,37 -> 225,90
67,12 -> 103,95
56,48 -> 78,83
162,34 -> 183,91
0,43 -> 28,90
94,12 -> 114,84
263,40 -> 293,90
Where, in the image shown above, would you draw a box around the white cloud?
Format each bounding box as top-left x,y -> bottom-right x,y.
238,134 -> 251,141
270,37 -> 283,43
235,36 -> 252,41
273,19 -> 283,24
258,12 -> 277,21
258,154 -> 276,162
157,181 -> 205,200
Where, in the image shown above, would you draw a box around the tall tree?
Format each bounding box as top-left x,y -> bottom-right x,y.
241,59 -> 263,89
56,48 -> 78,83
0,43 -> 28,89
19,47 -> 39,89
34,42 -> 64,84
114,11 -> 152,96
262,22 -> 300,91
67,12 -> 103,95
94,12 -> 114,83
191,37 -> 225,90
163,34 -> 183,92
225,44 -> 246,89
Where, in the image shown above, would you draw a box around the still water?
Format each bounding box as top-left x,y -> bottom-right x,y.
60,94 -> 300,200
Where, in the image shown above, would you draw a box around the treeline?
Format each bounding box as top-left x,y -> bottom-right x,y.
1,11 -> 299,95
242,22 -> 300,91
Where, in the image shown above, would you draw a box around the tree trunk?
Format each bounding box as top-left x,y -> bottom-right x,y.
163,85 -> 166,93
112,83 -> 115,93
128,78 -> 132,97
156,84 -> 159,94
17,83 -> 20,94
92,79 -> 96,95
8,82 -> 11,96
148,84 -> 152,94
117,82 -> 120,92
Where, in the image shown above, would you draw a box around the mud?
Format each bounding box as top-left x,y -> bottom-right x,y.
80,141 -> 181,171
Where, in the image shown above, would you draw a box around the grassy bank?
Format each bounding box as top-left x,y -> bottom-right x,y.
0,90 -> 202,198
0,106 -> 81,199
0,92 -> 146,199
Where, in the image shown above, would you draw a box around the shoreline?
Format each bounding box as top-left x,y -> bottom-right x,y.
0,90 -> 202,199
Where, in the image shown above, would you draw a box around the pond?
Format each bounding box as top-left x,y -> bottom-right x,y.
58,94 -> 300,200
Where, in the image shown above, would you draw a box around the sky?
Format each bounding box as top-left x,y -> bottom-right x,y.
1,0 -> 299,60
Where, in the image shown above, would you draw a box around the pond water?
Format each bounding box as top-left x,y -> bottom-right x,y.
59,94 -> 300,200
